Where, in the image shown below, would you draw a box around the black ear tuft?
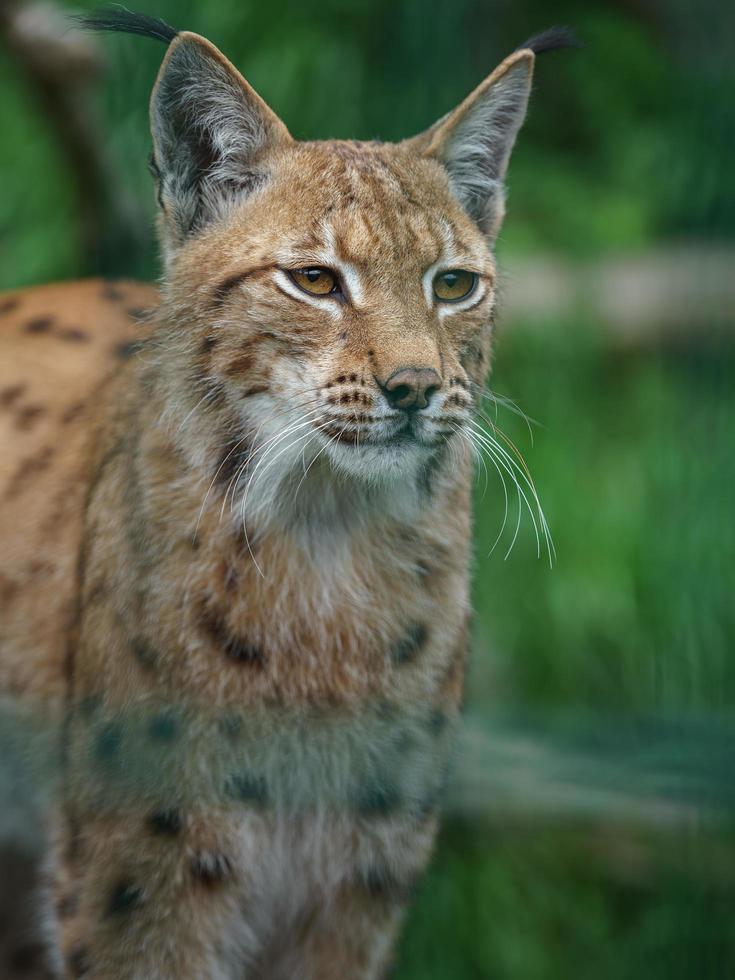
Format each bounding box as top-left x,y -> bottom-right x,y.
517,26 -> 582,56
72,7 -> 179,44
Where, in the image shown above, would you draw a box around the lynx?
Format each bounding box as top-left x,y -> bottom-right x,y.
0,11 -> 568,978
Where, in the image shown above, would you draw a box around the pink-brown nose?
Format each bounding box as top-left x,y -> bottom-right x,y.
382,367 -> 442,411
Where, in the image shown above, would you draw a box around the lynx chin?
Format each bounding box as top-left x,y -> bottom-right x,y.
0,10 -> 570,978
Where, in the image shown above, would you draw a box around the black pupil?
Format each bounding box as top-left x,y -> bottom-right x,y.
305,268 -> 325,283
443,273 -> 460,288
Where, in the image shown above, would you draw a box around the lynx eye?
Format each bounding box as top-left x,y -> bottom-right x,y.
433,269 -> 477,302
289,267 -> 341,297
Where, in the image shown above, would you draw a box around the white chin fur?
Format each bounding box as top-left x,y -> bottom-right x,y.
323,437 -> 430,485
227,413 -> 432,535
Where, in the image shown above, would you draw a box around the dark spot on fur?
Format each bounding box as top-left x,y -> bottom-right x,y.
337,374 -> 346,383
24,315 -> 53,334
116,339 -> 144,360
0,574 -> 20,606
427,709 -> 448,736
200,335 -> 218,354
374,699 -> 397,723
0,297 -> 19,314
418,448 -> 446,497
106,881 -> 142,917
58,328 -> 89,343
225,771 -> 268,806
28,558 -> 53,578
126,307 -> 149,321
241,384 -> 269,398
57,893 -> 79,919
190,852 -> 233,886
437,629 -> 469,706
131,638 -> 158,670
391,623 -> 429,666
415,559 -> 437,581
223,350 -> 253,377
61,401 -> 86,424
211,263 -> 277,306
0,383 -> 26,408
355,778 -> 402,817
4,446 -> 54,500
361,867 -> 415,903
102,282 -> 124,302
200,606 -> 264,667
213,437 -> 252,490
222,560 -> 240,593
219,714 -> 243,740
84,576 -> 109,605
148,710 -> 178,743
392,725 -> 415,754
148,809 -> 182,836
94,722 -> 122,765
15,404 -> 45,431
68,946 -> 91,977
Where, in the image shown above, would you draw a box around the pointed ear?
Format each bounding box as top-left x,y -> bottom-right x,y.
407,49 -> 534,240
150,32 -> 291,250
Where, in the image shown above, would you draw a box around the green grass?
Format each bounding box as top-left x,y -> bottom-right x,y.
398,821 -> 735,980
470,322 -> 735,713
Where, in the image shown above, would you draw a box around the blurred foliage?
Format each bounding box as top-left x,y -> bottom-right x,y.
471,324 -> 735,714
1,0 -> 734,977
399,820 -> 735,980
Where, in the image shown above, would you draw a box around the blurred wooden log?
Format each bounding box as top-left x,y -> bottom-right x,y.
451,712 -> 735,828
0,0 -> 147,273
499,246 -> 735,345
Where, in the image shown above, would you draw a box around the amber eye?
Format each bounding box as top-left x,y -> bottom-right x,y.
289,267 -> 340,297
433,269 -> 477,302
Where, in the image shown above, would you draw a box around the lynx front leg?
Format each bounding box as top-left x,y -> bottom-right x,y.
259,814 -> 440,980
49,806 -> 255,980
269,883 -> 408,980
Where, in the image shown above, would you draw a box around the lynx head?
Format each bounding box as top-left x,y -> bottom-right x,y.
85,12 -> 574,527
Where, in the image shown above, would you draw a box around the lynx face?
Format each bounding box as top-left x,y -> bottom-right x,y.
143,28 -> 537,516
173,142 -> 495,491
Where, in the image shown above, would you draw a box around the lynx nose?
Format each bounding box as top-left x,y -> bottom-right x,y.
382,367 -> 442,411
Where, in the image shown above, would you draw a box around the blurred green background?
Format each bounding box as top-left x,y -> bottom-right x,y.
1,0 -> 734,977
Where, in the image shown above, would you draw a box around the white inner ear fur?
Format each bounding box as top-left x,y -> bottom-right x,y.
151,35 -> 288,252
438,57 -> 533,231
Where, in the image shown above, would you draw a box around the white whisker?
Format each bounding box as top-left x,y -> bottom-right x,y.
459,414 -> 553,565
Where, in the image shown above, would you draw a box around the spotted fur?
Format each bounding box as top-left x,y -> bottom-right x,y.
0,17 -> 568,979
